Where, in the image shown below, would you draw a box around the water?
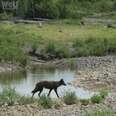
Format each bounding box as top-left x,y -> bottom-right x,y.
0,67 -> 95,99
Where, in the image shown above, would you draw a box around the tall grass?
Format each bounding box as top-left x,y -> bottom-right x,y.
0,23 -> 116,65
38,95 -> 53,109
0,88 -> 19,106
63,91 -> 78,105
0,88 -> 34,106
100,90 -> 108,99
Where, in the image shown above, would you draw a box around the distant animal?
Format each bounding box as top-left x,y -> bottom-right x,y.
107,23 -> 113,28
80,21 -> 85,26
31,79 -> 66,98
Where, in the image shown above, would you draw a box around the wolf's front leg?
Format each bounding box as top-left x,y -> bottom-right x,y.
54,88 -> 59,98
48,89 -> 52,96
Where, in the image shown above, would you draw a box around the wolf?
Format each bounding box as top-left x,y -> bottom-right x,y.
31,79 -> 66,98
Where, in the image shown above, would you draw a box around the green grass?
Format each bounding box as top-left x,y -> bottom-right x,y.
85,109 -> 114,116
38,95 -> 53,109
0,88 -> 109,110
90,90 -> 108,104
0,88 -> 20,106
80,99 -> 90,106
63,91 -> 78,105
100,90 -> 108,99
0,22 -> 116,65
91,94 -> 103,104
18,96 -> 35,105
0,88 -> 35,106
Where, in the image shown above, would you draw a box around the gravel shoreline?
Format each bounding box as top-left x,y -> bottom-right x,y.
0,55 -> 116,116
0,96 -> 115,116
70,56 -> 116,91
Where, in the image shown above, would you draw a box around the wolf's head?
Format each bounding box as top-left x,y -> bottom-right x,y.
59,79 -> 66,86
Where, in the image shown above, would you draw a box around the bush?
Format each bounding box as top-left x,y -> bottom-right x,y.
63,91 -> 77,105
100,90 -> 108,99
38,95 -> 53,109
44,42 -> 70,59
80,99 -> 90,106
91,94 -> 102,104
0,13 -> 13,20
45,42 -> 56,55
0,88 -> 19,106
0,45 -> 28,66
73,38 -> 111,57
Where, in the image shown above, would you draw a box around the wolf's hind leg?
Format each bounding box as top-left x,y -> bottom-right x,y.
38,88 -> 43,97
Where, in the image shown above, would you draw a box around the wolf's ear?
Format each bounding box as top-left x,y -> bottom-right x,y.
60,79 -> 63,81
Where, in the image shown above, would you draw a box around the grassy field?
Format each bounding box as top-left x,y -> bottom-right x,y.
0,21 -> 116,65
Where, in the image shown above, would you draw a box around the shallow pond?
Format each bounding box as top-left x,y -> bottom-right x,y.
0,67 -> 96,99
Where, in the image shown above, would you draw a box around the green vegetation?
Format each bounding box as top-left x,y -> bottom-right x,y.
100,90 -> 108,99
0,88 -> 19,106
0,22 -> 116,66
85,109 -> 114,116
0,88 -> 34,106
91,90 -> 108,104
0,88 -> 109,109
80,99 -> 90,106
91,94 -> 103,104
0,12 -> 13,20
63,91 -> 78,105
18,96 -> 34,105
53,100 -> 62,109
38,95 -> 53,109
0,0 -> 116,19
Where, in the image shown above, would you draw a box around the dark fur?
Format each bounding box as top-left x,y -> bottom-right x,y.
31,79 -> 66,98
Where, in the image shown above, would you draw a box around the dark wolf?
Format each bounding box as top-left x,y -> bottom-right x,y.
31,79 -> 66,98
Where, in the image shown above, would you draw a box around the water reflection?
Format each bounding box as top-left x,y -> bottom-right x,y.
0,70 -> 27,85
0,67 -> 95,99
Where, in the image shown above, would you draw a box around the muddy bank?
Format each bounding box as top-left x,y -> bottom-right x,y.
30,55 -> 116,69
1,55 -> 116,72
0,96 -> 115,116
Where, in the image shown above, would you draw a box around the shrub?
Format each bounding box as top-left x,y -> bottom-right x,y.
80,99 -> 90,106
63,91 -> 77,105
0,13 -> 13,20
38,95 -> 53,109
45,42 -> 56,55
91,94 -> 102,104
44,42 -> 70,59
0,45 -> 28,66
0,88 -> 19,106
100,90 -> 108,99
